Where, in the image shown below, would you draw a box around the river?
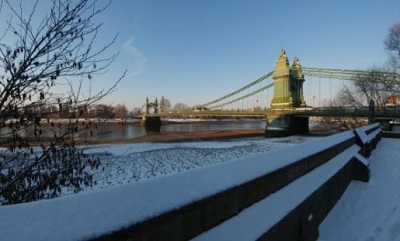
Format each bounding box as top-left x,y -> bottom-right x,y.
76,119 -> 267,141
1,118 -> 334,143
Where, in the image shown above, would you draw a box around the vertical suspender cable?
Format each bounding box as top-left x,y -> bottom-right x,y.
329,78 -> 332,105
318,77 -> 321,107
253,85 -> 256,109
309,77 -> 312,106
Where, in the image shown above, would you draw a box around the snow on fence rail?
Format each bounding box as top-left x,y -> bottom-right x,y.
354,123 -> 382,157
0,125 -> 381,241
194,145 -> 366,241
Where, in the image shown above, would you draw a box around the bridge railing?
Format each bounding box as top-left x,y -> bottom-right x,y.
312,106 -> 400,118
143,109 -> 268,117
141,105 -> 400,118
265,106 -> 367,117
305,107 -> 369,116
267,106 -> 400,118
147,106 -> 354,117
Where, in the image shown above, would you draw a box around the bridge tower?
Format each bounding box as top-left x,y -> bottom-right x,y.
266,50 -> 308,137
270,50 -> 306,109
142,97 -> 161,132
145,97 -> 159,115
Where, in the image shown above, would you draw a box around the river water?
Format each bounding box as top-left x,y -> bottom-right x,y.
0,118 -> 267,142
1,118 -> 331,142
77,119 -> 267,141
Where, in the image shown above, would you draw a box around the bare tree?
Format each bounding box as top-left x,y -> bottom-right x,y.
174,102 -> 188,110
159,96 -> 171,112
384,21 -> 400,98
93,104 -> 115,118
317,21 -> 400,131
114,104 -> 128,118
328,68 -> 395,129
338,20 -> 400,109
0,0 -> 125,204
385,21 -> 400,71
338,69 -> 393,109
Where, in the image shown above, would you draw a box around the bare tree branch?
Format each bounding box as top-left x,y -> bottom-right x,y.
385,21 -> 400,71
0,0 -> 125,204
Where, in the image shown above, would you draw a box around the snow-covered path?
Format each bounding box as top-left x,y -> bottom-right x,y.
319,137 -> 400,241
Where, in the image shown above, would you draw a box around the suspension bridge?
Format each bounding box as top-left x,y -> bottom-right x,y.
141,50 -> 400,136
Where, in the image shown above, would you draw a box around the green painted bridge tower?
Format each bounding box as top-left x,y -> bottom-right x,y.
266,50 -> 309,137
142,97 -> 162,132
270,50 -> 306,109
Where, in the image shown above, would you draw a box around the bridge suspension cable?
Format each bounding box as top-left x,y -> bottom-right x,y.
208,82 -> 274,109
201,70 -> 274,107
302,67 -> 400,82
201,66 -> 399,110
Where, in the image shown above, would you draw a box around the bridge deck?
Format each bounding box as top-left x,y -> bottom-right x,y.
141,107 -> 400,119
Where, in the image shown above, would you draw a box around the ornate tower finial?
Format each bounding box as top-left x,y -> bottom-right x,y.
279,48 -> 287,59
292,57 -> 301,68
274,49 -> 290,78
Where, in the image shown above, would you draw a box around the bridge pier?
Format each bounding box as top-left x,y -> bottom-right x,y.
265,114 -> 309,137
141,116 -> 162,132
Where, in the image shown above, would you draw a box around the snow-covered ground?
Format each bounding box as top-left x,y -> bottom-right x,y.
1,134 -> 400,241
76,135 -> 315,195
318,137 -> 400,241
0,135 -> 321,241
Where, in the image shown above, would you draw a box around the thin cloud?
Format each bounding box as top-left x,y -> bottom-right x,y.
123,37 -> 147,77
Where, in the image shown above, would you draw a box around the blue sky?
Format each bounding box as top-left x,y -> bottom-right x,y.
3,0 -> 400,109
